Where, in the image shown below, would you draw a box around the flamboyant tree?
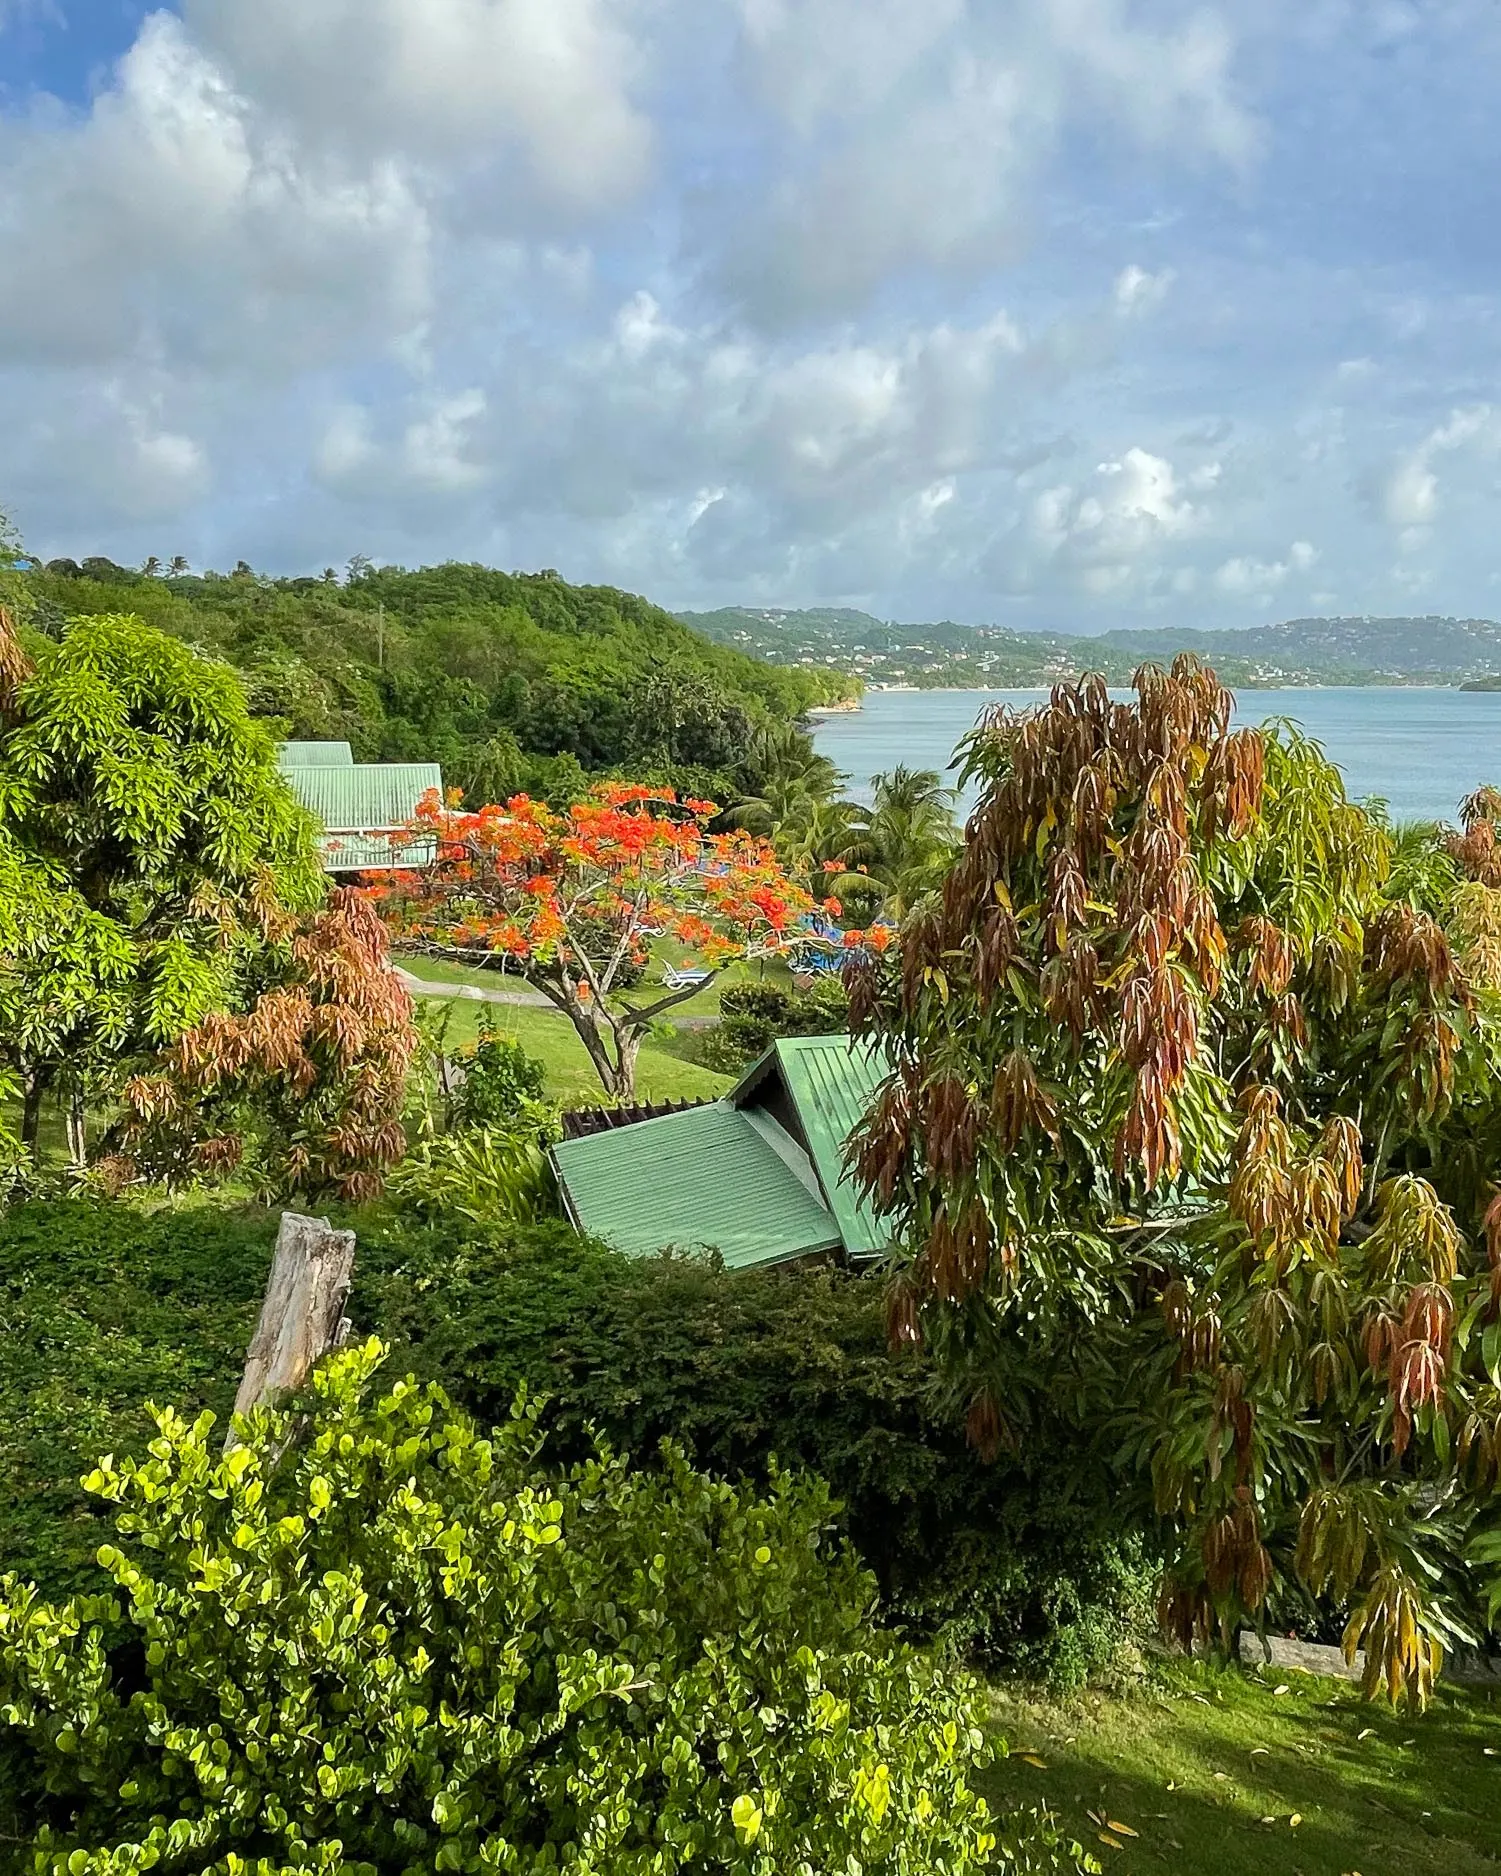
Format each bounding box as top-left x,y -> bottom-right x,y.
0,607 -> 323,1162
367,783 -> 833,1099
848,657 -> 1501,1704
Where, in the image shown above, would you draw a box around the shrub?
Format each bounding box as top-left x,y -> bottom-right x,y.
447,1021 -> 548,1128
697,978 -> 852,1072
383,1122 -> 558,1225
361,1225 -> 1157,1688
0,1202 -> 1155,1689
0,1200 -> 275,1595
0,1342 -> 1096,1874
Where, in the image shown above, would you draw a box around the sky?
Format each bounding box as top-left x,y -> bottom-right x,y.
0,1 -> 1498,631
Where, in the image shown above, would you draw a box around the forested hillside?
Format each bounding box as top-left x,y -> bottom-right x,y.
15,558 -> 855,805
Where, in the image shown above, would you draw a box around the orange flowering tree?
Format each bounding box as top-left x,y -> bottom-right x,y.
366,783 -> 832,1101
849,657 -> 1501,1704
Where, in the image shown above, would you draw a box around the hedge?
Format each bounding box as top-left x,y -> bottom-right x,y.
0,1201 -> 1155,1685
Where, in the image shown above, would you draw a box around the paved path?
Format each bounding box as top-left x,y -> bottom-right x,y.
395,968 -> 719,1028
395,967 -> 550,1008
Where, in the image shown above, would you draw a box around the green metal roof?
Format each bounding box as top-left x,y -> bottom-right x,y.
732,1036 -> 892,1258
280,760 -> 443,873
551,1100 -> 841,1269
279,741 -> 354,768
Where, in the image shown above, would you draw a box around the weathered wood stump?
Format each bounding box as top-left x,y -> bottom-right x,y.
226,1211 -> 357,1450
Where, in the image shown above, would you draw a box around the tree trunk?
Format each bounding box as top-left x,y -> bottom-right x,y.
20,1069 -> 48,1162
612,1023 -> 643,1103
65,1089 -> 87,1169
228,1212 -> 357,1451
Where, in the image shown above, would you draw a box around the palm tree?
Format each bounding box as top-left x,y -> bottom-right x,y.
837,767 -> 961,921
168,556 -> 190,577
140,555 -> 162,578
729,723 -> 845,838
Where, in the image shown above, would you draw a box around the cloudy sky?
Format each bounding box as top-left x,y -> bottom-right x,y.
0,1 -> 1497,630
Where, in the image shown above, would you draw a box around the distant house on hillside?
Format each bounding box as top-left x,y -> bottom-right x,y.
278,741 -> 442,873
549,1035 -> 892,1271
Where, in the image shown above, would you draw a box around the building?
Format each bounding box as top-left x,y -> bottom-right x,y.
549,1035 -> 892,1270
278,741 -> 442,873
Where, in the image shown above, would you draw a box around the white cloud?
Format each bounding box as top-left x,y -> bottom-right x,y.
1213,539 -> 1316,596
1383,404 -> 1495,534
1025,447 -> 1206,596
1114,264 -> 1174,316
722,0 -> 1257,320
186,0 -> 653,212
0,14 -> 430,371
1,0 -> 1498,630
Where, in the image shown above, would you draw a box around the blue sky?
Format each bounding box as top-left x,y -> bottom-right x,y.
1,1 -> 1498,632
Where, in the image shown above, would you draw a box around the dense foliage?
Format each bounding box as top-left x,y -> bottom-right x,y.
0,1204 -> 1150,1691
370,783 -> 829,1098
17,560 -> 852,808
0,1340 -> 1093,1876
695,979 -> 851,1074
0,607 -> 323,1167
120,889 -> 419,1203
847,657 -> 1501,1702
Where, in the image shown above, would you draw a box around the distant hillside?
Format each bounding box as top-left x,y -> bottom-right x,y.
681,607 -> 1501,689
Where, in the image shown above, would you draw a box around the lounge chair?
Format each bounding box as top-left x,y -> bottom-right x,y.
662,964 -> 714,991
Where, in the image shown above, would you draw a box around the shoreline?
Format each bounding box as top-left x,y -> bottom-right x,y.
817,679 -> 1490,703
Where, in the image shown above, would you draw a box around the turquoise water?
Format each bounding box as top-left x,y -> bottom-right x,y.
810,687 -> 1501,825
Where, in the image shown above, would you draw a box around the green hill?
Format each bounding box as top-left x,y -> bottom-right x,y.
15,559 -> 856,804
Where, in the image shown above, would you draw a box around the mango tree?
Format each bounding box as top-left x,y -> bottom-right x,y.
848,657 -> 1501,1703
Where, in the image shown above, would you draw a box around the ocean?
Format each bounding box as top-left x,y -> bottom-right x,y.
810,686 -> 1501,826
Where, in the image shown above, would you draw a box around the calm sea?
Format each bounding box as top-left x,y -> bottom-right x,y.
810,687 -> 1501,825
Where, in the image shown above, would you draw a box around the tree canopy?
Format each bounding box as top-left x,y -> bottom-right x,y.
370,782 -> 828,1099
848,657 -> 1501,1703
16,560 -> 854,810
0,608 -> 322,1161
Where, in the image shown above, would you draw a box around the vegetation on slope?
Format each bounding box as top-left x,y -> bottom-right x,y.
687,604 -> 1501,689
18,556 -> 856,805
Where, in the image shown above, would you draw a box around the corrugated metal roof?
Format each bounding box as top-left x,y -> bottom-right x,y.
733,1036 -> 891,1259
279,741 -> 354,768
551,1100 -> 842,1269
283,763 -> 443,834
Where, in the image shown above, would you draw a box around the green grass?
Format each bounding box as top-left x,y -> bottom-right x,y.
983,1659 -> 1501,1875
416,990 -> 734,1106
397,946 -> 798,1018
396,943 -> 789,1106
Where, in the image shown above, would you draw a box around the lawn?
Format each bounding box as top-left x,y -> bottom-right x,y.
396,945 -> 798,1017
406,973 -> 735,1106
395,942 -> 798,1106
984,1659 -> 1500,1875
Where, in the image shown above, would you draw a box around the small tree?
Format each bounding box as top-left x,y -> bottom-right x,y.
0,1342 -> 1092,1874
119,889 -> 418,1203
369,783 -> 830,1100
0,608 -> 323,1161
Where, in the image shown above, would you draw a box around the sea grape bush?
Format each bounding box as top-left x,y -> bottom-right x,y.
0,1341 -> 1095,1876
849,656 -> 1501,1703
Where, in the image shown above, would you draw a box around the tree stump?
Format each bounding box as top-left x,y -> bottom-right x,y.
227,1212 -> 357,1450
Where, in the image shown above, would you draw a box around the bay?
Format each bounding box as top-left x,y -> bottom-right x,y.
811,686 -> 1501,826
